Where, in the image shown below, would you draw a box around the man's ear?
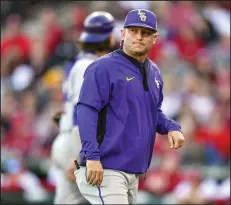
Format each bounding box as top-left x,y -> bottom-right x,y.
152,32 -> 159,44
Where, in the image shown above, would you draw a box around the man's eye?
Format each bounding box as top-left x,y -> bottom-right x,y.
143,31 -> 152,36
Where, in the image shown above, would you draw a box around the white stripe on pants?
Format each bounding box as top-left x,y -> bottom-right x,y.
74,167 -> 139,204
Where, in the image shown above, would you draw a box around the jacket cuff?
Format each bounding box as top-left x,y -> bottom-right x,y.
168,124 -> 182,133
85,150 -> 100,161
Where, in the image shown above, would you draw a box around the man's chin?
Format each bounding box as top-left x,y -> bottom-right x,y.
132,50 -> 146,56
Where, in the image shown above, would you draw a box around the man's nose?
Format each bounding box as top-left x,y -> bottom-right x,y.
136,31 -> 142,40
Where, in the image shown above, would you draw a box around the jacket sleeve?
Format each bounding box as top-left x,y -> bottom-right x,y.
156,73 -> 181,135
74,61 -> 110,160
76,103 -> 100,160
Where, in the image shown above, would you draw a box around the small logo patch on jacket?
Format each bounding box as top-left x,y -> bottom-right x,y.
126,77 -> 135,81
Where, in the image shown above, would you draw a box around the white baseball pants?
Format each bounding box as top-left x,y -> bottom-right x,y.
75,167 -> 139,204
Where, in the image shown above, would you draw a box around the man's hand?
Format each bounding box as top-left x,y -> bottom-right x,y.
168,131 -> 185,149
86,160 -> 104,187
66,159 -> 76,183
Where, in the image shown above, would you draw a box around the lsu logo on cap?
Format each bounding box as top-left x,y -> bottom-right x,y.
138,10 -> 147,21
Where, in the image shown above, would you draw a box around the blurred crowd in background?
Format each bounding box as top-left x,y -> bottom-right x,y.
1,1 -> 230,204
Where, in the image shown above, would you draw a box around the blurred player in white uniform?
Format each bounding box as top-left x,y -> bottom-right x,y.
50,11 -> 116,204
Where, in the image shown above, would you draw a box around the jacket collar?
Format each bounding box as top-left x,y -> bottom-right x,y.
116,49 -> 148,71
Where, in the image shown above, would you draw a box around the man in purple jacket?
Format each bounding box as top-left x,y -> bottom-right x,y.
74,9 -> 185,204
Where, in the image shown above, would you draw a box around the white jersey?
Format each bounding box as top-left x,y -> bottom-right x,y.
67,52 -> 99,105
59,52 -> 99,133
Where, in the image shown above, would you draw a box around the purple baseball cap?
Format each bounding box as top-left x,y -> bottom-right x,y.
124,9 -> 157,32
